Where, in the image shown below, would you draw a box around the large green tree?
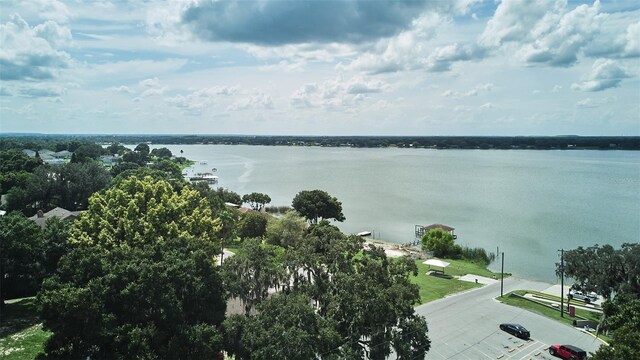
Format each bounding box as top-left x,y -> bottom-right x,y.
236,212 -> 268,239
590,297 -> 640,360
559,243 -> 639,298
241,192 -> 271,211
265,210 -> 306,247
221,238 -> 285,315
291,190 -> 345,224
421,228 -> 460,258
224,222 -> 430,359
37,176 -> 227,359
38,237 -> 226,359
0,212 -> 43,307
224,293 -> 341,360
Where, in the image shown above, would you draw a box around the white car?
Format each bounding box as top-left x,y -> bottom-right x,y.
568,290 -> 598,304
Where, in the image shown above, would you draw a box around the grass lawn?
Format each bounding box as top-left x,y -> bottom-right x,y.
410,259 -> 503,304
0,298 -> 51,360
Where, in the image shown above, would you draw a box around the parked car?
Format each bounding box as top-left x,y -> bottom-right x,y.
568,289 -> 598,304
549,344 -> 587,360
499,323 -> 530,339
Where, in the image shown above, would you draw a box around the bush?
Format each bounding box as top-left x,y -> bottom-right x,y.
460,246 -> 494,265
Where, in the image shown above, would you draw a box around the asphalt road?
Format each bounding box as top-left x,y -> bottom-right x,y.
413,277 -> 604,360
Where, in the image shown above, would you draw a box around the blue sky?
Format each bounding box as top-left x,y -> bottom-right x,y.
1,0 -> 638,135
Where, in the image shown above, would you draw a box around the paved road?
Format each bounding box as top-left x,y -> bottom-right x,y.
413,277 -> 604,359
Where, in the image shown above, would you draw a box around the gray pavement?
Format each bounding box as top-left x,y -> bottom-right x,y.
414,277 -> 604,359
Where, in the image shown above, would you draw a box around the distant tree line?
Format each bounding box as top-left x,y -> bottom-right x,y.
2,134 -> 639,150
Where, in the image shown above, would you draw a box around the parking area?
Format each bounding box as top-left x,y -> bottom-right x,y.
413,278 -> 603,360
427,329 -> 564,359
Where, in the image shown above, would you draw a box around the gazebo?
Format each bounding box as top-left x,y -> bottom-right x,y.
423,259 -> 451,274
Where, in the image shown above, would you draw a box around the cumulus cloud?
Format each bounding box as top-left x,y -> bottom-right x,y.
424,43 -> 487,72
480,0 -> 605,67
290,76 -> 390,110
138,77 -> 169,97
575,98 -> 597,108
0,14 -> 72,81
165,86 -> 239,115
227,93 -> 274,111
571,59 -> 630,92
165,0 -> 442,46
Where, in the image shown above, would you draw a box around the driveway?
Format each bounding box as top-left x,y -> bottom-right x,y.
413,277 -> 604,359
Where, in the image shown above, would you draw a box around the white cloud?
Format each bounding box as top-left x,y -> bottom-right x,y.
10,0 -> 71,23
165,86 -> 239,115
290,76 -> 390,110
227,93 -> 274,111
479,102 -> 495,110
576,98 -> 597,108
480,0 -> 607,67
572,59 -> 630,92
108,85 -> 134,94
0,14 -> 72,81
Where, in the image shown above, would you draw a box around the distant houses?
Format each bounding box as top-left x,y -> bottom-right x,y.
28,207 -> 85,228
22,149 -> 73,165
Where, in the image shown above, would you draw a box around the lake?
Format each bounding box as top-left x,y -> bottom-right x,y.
158,144 -> 640,282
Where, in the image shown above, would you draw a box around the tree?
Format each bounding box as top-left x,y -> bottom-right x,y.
421,228 -> 460,258
590,297 -> 640,360
57,162 -> 112,210
0,212 -> 43,307
38,237 -> 226,359
122,150 -> 148,166
216,187 -> 242,205
42,217 -> 70,276
227,225 -> 431,359
150,159 -> 182,179
151,147 -> 173,159
134,143 -> 150,154
223,293 -> 341,360
291,190 -> 345,224
0,149 -> 42,173
110,161 -> 140,177
106,142 -> 128,155
70,176 -> 221,249
265,210 -> 306,247
37,176 -> 226,359
221,238 -> 285,315
241,192 -> 271,211
71,144 -> 104,162
236,212 -> 268,239
558,243 -> 639,298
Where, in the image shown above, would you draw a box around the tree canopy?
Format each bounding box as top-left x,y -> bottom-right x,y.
241,192 -> 271,211
222,222 -> 430,359
291,190 -> 345,224
421,228 -> 460,258
70,176 -> 221,249
37,176 -> 227,359
0,212 -> 44,306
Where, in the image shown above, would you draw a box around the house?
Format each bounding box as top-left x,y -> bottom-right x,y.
54,150 -> 73,159
415,224 -> 457,240
28,207 -> 85,228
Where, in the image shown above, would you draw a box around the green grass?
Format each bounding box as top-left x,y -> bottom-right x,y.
410,259 -> 503,304
0,298 -> 51,360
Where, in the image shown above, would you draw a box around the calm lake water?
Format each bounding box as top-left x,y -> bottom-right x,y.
158,145 -> 640,282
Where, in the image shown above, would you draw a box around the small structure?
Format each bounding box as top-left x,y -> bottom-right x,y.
28,207 -> 84,228
415,223 -> 457,240
423,259 -> 450,274
357,231 -> 372,237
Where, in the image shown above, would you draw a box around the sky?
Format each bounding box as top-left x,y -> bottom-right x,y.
0,0 -> 639,136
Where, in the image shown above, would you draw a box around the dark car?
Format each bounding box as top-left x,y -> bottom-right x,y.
549,344 -> 587,360
499,323 -> 530,339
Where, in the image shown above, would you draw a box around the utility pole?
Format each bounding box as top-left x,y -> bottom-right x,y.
559,248 -> 564,318
500,252 -> 504,297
